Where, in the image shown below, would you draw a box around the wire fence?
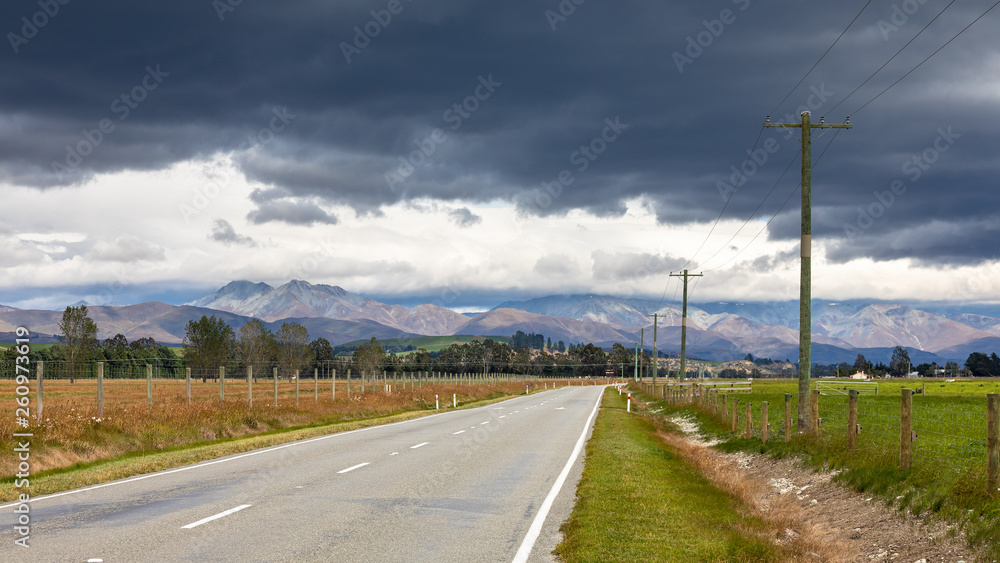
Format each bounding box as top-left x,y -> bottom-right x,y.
1,359 -> 577,419
641,381 -> 1000,492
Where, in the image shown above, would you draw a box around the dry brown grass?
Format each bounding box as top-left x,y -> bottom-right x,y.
656,428 -> 851,562
0,378 -> 576,477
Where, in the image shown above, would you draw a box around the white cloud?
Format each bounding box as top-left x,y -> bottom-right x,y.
3,157 -> 1000,308
87,235 -> 166,262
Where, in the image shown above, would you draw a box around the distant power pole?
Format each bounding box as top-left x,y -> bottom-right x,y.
764,110 -> 852,432
639,327 -> 645,380
670,269 -> 702,382
633,339 -> 640,381
646,314 -> 659,384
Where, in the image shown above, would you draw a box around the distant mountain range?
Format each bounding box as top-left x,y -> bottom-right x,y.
4,280 -> 1000,364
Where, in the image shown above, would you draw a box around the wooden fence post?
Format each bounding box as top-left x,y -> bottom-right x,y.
247,366 -> 253,408
723,393 -> 728,419
732,397 -> 738,432
811,389 -> 820,435
848,389 -> 858,450
295,370 -> 300,405
146,364 -> 152,408
97,362 -> 104,418
220,366 -> 226,402
273,366 -> 279,406
745,401 -> 752,438
347,369 -> 351,397
314,368 -> 318,403
761,401 -> 769,444
186,367 -> 191,404
332,369 -> 337,401
901,388 -> 913,470
784,393 -> 791,441
36,361 -> 44,423
988,393 -> 999,491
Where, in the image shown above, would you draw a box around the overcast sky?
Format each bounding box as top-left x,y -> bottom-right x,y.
2,0 -> 1000,311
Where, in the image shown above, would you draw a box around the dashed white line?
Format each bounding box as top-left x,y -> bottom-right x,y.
410,442 -> 429,449
481,421 -> 490,425
499,415 -> 506,418
453,430 -> 466,435
337,462 -> 370,474
182,504 -> 251,529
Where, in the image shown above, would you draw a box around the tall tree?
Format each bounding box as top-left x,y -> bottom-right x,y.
183,315 -> 234,373
352,337 -> 385,378
608,343 -> 632,376
966,352 -> 992,377
236,319 -> 275,376
309,337 -> 335,367
852,353 -> 868,374
57,305 -> 99,378
275,321 -> 312,378
889,346 -> 912,377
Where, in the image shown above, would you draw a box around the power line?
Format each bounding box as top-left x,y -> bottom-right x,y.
851,0 -> 1000,116
770,0 -> 875,115
705,128 -> 843,273
697,147 -> 801,271
677,126 -> 765,273
828,0 -> 959,116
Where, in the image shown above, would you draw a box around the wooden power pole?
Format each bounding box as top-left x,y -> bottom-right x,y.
646,314 -> 659,384
764,110 -> 851,432
670,269 -> 702,382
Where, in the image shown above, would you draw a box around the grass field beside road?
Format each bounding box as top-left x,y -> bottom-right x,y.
554,387 -> 810,562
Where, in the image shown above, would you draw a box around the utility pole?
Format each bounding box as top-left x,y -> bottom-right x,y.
633,339 -> 639,381
639,327 -> 645,380
670,269 -> 703,382
646,314 -> 659,384
764,110 -> 851,432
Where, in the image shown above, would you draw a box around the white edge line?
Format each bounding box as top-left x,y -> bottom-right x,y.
181,504 -> 251,529
511,386 -> 604,563
410,442 -> 429,449
1,386 -> 576,510
337,462 -> 370,474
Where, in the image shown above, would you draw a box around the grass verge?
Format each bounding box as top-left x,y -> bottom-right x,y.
554,388 -> 806,562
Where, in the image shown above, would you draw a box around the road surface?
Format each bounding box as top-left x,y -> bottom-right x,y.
3,385 -> 606,562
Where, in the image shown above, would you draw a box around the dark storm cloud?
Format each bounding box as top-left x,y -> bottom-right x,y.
209,218 -> 257,247
448,207 -> 482,228
246,188 -> 338,225
3,0 -> 999,261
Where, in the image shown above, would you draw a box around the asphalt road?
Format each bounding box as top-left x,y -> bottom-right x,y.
2,385 -> 606,562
